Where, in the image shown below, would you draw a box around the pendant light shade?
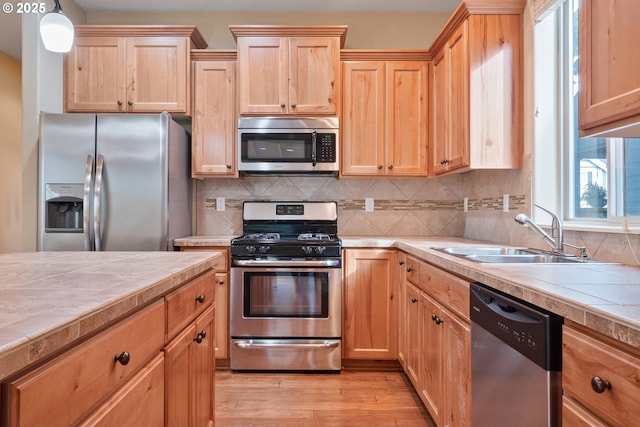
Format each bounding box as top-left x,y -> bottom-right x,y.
39,0 -> 74,53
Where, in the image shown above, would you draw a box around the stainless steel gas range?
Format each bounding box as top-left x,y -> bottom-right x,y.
230,201 -> 342,371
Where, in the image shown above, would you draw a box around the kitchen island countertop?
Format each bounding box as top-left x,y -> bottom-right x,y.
0,251 -> 221,381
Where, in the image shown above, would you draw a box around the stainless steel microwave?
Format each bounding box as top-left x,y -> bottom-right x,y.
237,117 -> 339,174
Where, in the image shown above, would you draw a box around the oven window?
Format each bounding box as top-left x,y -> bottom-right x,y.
241,133 -> 312,162
243,272 -> 329,318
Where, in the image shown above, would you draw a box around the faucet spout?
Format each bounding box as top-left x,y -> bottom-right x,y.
514,212 -> 559,251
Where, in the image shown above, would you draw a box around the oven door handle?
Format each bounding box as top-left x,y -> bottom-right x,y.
233,340 -> 340,350
232,259 -> 340,267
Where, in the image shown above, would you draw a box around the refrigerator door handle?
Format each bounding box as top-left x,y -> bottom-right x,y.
94,154 -> 105,251
83,155 -> 94,251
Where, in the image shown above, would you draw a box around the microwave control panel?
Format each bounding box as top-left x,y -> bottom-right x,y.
317,133 -> 337,162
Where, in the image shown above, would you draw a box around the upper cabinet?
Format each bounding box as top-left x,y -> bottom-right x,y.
578,0 -> 640,137
430,2 -> 524,176
341,51 -> 429,176
231,25 -> 347,116
65,26 -> 207,114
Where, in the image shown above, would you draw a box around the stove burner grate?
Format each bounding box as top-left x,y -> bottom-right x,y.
297,233 -> 332,241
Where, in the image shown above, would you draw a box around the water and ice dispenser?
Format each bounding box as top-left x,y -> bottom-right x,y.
44,184 -> 84,232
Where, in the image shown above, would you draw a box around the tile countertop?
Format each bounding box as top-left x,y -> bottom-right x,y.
175,235 -> 640,349
0,251 -> 220,382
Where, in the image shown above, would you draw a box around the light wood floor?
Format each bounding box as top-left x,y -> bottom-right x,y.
215,370 -> 437,427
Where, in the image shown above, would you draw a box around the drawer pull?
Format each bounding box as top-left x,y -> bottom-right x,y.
411,297 -> 418,303
406,266 -> 414,273
591,376 -> 612,394
399,260 -> 405,266
114,351 -> 130,366
194,330 -> 207,344
217,279 -> 225,285
195,294 -> 206,303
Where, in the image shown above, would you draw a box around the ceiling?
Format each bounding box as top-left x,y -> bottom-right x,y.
1,0 -> 460,60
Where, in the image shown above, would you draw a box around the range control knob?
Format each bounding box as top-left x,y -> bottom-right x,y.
258,245 -> 270,254
316,246 -> 326,255
245,245 -> 257,254
302,246 -> 314,255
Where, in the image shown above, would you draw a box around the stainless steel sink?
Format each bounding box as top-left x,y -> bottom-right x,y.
434,247 -> 594,263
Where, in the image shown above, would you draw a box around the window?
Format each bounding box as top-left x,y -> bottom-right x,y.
534,0 -> 639,231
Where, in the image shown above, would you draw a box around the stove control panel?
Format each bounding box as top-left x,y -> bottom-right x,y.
276,204 -> 304,215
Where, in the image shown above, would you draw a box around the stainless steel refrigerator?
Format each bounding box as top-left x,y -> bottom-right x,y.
38,112 -> 191,251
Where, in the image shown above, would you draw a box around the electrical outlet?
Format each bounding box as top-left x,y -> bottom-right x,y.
503,194 -> 509,212
365,198 -> 374,212
464,197 -> 468,212
216,197 -> 226,212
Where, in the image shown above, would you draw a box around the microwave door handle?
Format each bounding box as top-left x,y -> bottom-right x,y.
311,130 -> 317,166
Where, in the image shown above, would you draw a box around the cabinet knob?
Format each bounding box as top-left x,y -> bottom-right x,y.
280,103 -> 286,108
406,266 -> 414,273
226,164 -> 232,169
440,159 -> 449,165
590,376 -> 612,393
117,100 -> 123,106
435,317 -> 443,325
291,103 -> 296,109
195,294 -> 206,303
193,330 -> 207,344
377,165 -> 383,170
388,165 -> 394,170
217,279 -> 225,285
127,101 -> 133,106
411,297 -> 418,303
432,313 -> 437,321
114,351 -> 131,366
399,260 -> 405,266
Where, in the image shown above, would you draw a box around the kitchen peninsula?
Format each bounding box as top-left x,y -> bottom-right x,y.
0,250 -> 221,426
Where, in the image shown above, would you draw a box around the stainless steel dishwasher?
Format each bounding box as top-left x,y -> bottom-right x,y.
470,283 -> 563,427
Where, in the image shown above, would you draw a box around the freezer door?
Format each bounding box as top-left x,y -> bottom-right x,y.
38,113 -> 96,251
95,114 -> 171,250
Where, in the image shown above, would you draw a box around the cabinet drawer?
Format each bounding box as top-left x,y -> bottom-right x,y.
4,300 -> 165,427
563,325 -> 640,427
77,353 -> 165,427
166,270 -> 215,340
426,265 -> 470,321
405,255 -> 421,285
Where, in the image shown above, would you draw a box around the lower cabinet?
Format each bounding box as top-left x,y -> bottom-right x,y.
562,322 -> 640,426
401,254 -> 471,427
165,305 -> 215,427
343,249 -> 398,360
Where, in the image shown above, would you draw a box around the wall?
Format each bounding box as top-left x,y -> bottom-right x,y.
0,52 -> 22,253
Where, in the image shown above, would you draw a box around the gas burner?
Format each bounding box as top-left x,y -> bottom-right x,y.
298,233 -> 332,241
243,233 -> 280,241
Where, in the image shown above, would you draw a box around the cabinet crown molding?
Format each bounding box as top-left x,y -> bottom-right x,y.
74,25 -> 208,49
229,25 -> 348,48
341,49 -> 431,61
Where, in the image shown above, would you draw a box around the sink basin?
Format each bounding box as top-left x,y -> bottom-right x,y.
434,247 -> 592,264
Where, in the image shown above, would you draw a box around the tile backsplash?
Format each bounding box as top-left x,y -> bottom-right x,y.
194,167 -> 639,266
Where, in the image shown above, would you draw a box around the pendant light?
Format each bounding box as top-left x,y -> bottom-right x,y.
39,0 -> 74,53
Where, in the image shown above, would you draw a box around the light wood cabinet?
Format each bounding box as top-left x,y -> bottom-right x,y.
3,300 -> 165,427
65,25 -> 206,114
343,249 -> 398,360
562,322 -> 640,427
165,305 -> 215,427
180,247 -> 230,360
430,8 -> 523,176
341,52 -> 429,176
397,252 -> 408,369
399,253 -> 471,427
191,51 -> 237,178
578,0 -> 640,137
231,26 -> 347,116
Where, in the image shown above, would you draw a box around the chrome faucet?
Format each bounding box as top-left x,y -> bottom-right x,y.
514,204 -> 563,252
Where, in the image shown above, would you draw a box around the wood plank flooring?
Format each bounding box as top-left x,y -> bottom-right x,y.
215,370 -> 437,426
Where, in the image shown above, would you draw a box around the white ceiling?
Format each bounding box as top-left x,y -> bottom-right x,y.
1,0 -> 460,60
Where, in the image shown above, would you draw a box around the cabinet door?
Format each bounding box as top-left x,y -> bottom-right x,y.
126,37 -> 189,114
237,37 -> 288,114
386,61 -> 428,175
214,272 -> 229,359
165,305 -> 215,427
405,282 -> 422,388
65,36 -> 127,112
289,37 -> 340,115
192,60 -> 236,177
77,354 -> 165,427
431,49 -> 448,175
420,292 -> 444,427
341,61 -> 386,175
343,249 -> 398,359
579,0 -> 640,136
442,310 -> 471,427
446,23 -> 469,173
